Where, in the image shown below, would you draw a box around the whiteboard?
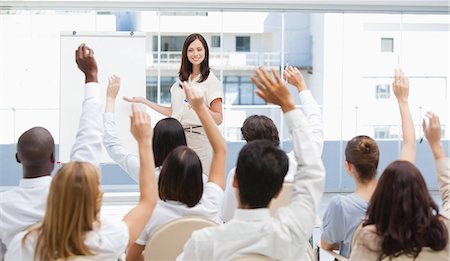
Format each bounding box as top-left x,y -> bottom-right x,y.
59,32 -> 146,163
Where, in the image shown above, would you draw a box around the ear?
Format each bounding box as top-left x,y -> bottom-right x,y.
16,153 -> 21,164
232,173 -> 238,188
344,160 -> 352,172
50,152 -> 55,163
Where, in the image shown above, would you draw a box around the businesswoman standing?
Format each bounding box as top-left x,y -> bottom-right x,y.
124,33 -> 223,176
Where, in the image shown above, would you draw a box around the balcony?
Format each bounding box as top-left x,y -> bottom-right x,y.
146,51 -> 281,70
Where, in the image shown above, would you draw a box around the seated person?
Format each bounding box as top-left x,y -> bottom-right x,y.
125,82 -> 226,261
0,127 -> 55,259
221,66 -> 323,222
321,69 -> 416,257
177,67 -> 325,261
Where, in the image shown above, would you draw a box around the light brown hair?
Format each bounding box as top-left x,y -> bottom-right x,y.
24,161 -> 103,260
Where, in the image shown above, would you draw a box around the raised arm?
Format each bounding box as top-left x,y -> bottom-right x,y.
423,112 -> 449,219
252,68 -> 325,241
123,96 -> 172,117
123,103 -> 158,248
183,82 -> 226,189
103,75 -> 140,182
70,44 -> 103,167
284,66 -> 323,153
393,69 -> 416,163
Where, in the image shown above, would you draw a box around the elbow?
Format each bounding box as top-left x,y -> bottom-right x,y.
215,115 -> 223,125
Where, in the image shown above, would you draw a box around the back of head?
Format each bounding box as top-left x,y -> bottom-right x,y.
236,140 -> 288,208
153,118 -> 187,167
241,115 -> 280,146
29,161 -> 102,260
16,127 -> 55,178
345,135 -> 379,182
159,146 -> 203,207
365,160 -> 448,259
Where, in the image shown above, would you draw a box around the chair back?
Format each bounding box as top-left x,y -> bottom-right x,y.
143,216 -> 217,261
269,182 -> 293,216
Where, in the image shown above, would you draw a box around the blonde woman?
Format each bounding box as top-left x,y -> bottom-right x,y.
5,44 -> 158,260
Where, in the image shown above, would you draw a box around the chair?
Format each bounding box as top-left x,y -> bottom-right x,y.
143,216 -> 217,261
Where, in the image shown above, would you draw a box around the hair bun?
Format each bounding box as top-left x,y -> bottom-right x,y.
359,140 -> 372,153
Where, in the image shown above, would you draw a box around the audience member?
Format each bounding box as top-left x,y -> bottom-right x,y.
0,127 -> 55,259
125,82 -> 226,261
321,69 -> 416,257
5,44 -> 158,260
221,66 -> 323,222
177,67 -> 325,260
350,112 -> 449,260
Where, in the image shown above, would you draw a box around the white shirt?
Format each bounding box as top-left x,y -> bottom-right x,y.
136,182 -> 224,245
177,109 -> 325,261
170,71 -> 223,126
5,219 -> 129,261
0,176 -> 52,259
103,112 -> 208,184
221,90 -> 323,222
0,82 -> 103,260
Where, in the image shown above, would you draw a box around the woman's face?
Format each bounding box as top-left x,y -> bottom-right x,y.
187,39 -> 205,66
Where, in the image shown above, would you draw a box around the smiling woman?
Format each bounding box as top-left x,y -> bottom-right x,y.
123,33 -> 223,176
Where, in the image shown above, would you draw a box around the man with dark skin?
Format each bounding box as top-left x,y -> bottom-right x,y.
0,126 -> 55,259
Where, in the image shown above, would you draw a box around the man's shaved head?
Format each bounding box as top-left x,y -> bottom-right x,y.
16,127 -> 55,178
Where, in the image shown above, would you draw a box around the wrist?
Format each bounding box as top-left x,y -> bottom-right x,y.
280,101 -> 296,113
85,73 -> 98,83
296,83 -> 307,93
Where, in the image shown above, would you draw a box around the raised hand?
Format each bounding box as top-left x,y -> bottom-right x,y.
423,112 -> 441,146
123,96 -> 147,104
107,75 -> 121,100
251,67 -> 295,113
75,43 -> 98,83
283,66 -> 307,92
182,81 -> 205,111
130,103 -> 152,144
393,69 -> 409,103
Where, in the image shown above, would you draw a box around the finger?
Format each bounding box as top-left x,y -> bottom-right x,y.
270,68 -> 282,84
422,118 -> 427,132
132,102 -> 138,116
294,67 -> 301,74
260,68 -> 275,86
255,89 -> 268,102
255,68 -> 274,90
251,76 -> 266,93
123,96 -> 131,102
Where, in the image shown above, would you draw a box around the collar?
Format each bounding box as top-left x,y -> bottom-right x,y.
233,208 -> 271,221
19,176 -> 52,188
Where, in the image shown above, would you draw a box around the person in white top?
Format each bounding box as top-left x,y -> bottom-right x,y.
103,76 -> 208,184
221,66 -> 323,222
0,127 -> 55,260
126,81 -> 226,261
5,44 -> 158,260
123,33 -> 224,176
177,67 -> 325,261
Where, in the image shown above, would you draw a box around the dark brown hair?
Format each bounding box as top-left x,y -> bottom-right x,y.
158,146 -> 203,207
241,115 -> 280,146
345,135 -> 379,182
179,33 -> 210,83
153,118 -> 187,167
364,160 -> 448,259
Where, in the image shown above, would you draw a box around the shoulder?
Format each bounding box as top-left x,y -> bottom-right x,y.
205,70 -> 220,85
355,225 -> 381,247
326,195 -> 346,212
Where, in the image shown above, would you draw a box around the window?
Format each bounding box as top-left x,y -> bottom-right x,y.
152,36 -> 185,51
374,126 -> 391,139
211,35 -> 221,48
236,36 -> 250,52
224,76 -> 265,105
381,37 -> 394,52
159,11 -> 208,16
375,84 -> 390,99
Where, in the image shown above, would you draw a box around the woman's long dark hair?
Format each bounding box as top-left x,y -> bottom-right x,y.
364,160 -> 448,259
153,118 -> 187,167
179,33 -> 210,83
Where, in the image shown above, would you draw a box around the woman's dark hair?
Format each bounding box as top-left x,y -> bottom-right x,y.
158,146 -> 203,207
179,33 -> 210,83
345,135 -> 379,182
153,118 -> 187,167
364,160 -> 448,259
241,115 -> 280,146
